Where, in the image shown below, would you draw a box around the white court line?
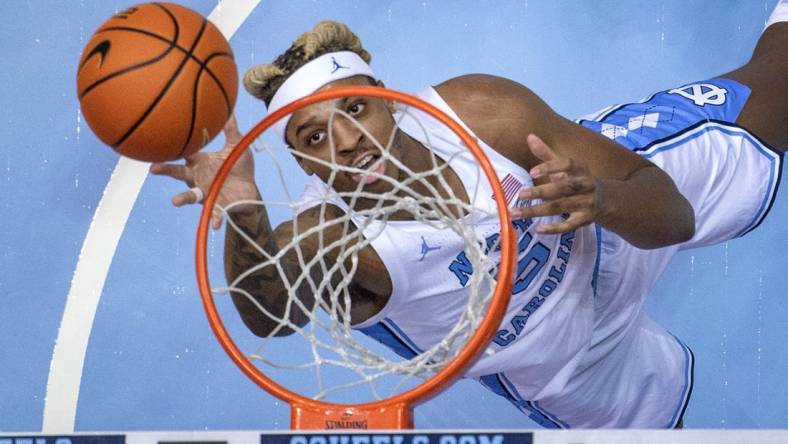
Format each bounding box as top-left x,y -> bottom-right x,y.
42,0 -> 261,432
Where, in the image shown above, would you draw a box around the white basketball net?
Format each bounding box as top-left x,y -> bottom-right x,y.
209,99 -> 503,403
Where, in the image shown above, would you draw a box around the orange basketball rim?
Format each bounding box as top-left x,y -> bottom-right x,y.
195,85 -> 516,430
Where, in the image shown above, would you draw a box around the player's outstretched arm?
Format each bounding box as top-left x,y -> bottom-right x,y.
222,204 -> 318,337
149,114 -> 259,227
437,74 -> 695,249
150,116 -> 315,337
515,132 -> 694,249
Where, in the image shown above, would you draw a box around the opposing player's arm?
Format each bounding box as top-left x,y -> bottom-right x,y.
437,74 -> 694,249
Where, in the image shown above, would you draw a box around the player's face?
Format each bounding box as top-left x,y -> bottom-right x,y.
285,76 -> 403,195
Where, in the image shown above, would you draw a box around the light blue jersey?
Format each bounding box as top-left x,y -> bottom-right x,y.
580,79 -> 751,148
580,78 -> 782,246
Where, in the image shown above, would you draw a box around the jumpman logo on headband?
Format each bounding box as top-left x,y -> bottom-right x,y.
330,57 -> 349,74
419,236 -> 442,261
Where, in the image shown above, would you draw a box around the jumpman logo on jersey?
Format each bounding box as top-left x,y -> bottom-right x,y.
419,236 -> 441,261
330,57 -> 349,74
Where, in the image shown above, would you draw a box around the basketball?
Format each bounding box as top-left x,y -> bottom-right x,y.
76,3 -> 238,162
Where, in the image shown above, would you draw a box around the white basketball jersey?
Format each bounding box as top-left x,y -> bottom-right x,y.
295,80 -> 782,427
295,87 -> 690,428
354,87 -> 600,398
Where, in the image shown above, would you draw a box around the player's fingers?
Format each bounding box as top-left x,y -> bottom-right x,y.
529,157 -> 573,180
535,212 -> 593,235
149,162 -> 192,183
514,191 -> 595,219
172,187 -> 203,207
211,208 -> 224,230
518,182 -> 563,202
223,114 -> 243,149
556,173 -> 595,195
511,198 -> 568,220
184,151 -> 208,167
519,175 -> 594,201
527,134 -> 558,163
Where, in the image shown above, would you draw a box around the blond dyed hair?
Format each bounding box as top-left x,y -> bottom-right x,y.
243,20 -> 372,106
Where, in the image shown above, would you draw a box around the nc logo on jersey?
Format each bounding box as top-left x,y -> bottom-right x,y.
668,83 -> 728,107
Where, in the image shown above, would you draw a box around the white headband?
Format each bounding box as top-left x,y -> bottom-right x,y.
267,51 -> 376,144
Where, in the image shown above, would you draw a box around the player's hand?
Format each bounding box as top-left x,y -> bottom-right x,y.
149,114 -> 259,229
511,134 -> 600,234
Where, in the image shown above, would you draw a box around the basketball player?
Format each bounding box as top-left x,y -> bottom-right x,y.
150,2 -> 787,428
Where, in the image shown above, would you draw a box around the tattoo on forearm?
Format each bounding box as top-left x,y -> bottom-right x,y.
223,205 -> 321,335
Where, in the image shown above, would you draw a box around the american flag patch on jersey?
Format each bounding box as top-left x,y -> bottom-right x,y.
494,173 -> 524,204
